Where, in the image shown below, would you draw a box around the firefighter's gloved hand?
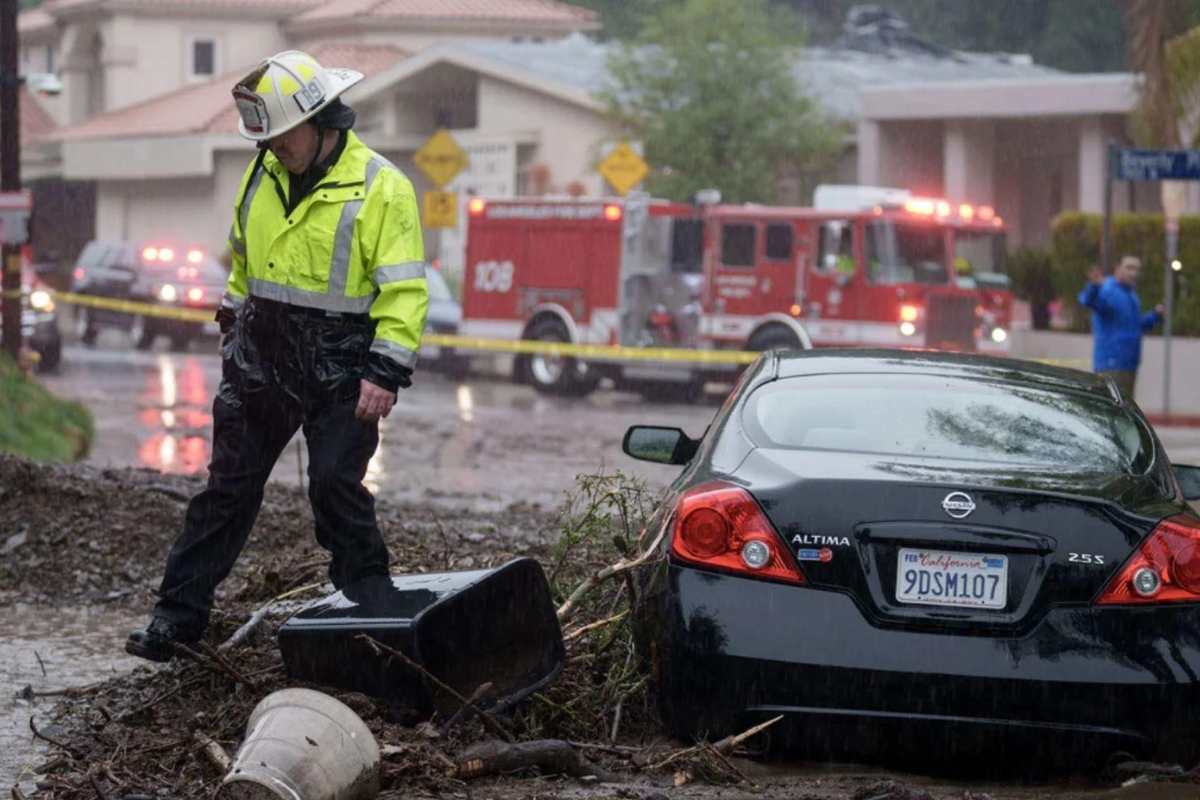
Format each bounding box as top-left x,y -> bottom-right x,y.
356,379 -> 396,422
365,353 -> 413,393
215,306 -> 237,334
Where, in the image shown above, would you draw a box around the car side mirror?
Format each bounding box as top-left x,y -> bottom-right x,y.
623,425 -> 698,465
1175,464 -> 1200,502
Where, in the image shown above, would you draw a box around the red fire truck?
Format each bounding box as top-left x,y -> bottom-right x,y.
461,186 -> 1013,398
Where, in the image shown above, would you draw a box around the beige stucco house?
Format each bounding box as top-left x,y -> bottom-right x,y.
15,1 -> 1177,265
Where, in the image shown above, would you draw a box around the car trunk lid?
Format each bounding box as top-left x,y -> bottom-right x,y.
740,448 -> 1167,634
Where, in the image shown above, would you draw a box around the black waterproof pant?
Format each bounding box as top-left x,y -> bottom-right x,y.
154,299 -> 390,638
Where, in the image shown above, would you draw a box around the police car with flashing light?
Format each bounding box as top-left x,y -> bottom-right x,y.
72,239 -> 224,351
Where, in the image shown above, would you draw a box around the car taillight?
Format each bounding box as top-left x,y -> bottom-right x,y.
1097,515 -> 1200,604
671,481 -> 805,585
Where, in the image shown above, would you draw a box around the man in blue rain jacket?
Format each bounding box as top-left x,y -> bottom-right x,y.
1078,256 -> 1164,399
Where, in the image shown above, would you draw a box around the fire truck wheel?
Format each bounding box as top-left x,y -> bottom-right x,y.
526,318 -> 596,396
747,325 -> 802,353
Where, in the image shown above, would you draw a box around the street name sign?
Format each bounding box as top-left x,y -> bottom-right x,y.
414,129 -> 469,189
1114,148 -> 1200,181
598,142 -> 648,196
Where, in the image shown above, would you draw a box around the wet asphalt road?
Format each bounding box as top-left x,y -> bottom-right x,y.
38,334 -> 716,511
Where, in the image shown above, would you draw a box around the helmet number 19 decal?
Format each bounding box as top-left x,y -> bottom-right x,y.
293,78 -> 326,114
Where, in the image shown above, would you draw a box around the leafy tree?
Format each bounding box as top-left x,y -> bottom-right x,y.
775,0 -> 1128,73
569,0 -> 669,41
602,0 -> 841,204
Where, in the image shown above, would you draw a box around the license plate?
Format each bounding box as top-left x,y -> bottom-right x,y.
896,548 -> 1007,609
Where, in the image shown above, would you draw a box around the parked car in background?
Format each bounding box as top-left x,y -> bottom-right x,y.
72,240 -> 223,351
626,348 -> 1200,770
22,270 -> 62,370
422,267 -> 468,378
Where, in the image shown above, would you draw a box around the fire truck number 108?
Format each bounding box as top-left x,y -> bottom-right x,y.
473,260 -> 514,293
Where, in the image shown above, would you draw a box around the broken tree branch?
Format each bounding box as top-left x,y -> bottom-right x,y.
563,610 -> 628,642
649,714 -> 783,771
29,717 -> 82,759
438,682 -> 494,736
556,525 -> 667,624
356,634 -> 514,743
453,739 -> 616,782
192,731 -> 231,774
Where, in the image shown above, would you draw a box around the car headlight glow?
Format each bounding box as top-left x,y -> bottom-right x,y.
29,289 -> 54,312
899,321 -> 917,337
991,327 -> 1008,344
159,283 -> 178,302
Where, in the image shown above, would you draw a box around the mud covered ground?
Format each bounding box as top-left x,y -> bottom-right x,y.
3,455 -> 1197,799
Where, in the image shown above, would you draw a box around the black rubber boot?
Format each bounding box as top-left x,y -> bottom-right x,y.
125,617 -> 196,663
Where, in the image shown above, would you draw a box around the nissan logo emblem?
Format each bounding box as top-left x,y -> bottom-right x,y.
942,492 -> 976,519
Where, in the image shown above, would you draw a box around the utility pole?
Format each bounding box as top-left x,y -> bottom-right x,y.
0,0 -> 19,360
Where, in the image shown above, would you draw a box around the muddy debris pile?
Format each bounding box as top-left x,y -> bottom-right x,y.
10,463 -> 777,798
0,454 -> 553,606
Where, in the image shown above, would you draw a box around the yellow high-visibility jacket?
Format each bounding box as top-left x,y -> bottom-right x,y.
223,130 -> 428,374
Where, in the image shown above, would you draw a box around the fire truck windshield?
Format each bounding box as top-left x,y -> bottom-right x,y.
865,221 -> 948,286
953,230 -> 1008,290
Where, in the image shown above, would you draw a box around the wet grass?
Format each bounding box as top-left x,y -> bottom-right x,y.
0,352 -> 92,463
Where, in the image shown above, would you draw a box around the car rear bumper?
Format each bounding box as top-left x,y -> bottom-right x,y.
653,562 -> 1200,762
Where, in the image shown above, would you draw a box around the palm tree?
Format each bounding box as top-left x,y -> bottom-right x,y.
1125,0 -> 1196,147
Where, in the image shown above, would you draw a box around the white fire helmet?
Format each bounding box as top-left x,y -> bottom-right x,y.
232,50 -> 363,142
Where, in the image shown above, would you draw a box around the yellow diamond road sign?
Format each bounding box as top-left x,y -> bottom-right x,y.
414,129 -> 469,188
423,190 -> 457,229
598,142 -> 648,196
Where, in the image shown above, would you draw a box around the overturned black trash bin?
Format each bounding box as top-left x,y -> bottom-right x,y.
278,558 -> 564,716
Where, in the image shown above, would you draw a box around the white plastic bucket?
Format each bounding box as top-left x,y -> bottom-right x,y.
220,688 -> 380,800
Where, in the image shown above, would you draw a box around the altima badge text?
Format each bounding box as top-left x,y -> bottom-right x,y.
792,534 -> 850,547
942,492 -> 976,519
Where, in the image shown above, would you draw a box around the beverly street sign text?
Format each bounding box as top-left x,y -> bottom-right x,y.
1114,148 -> 1200,181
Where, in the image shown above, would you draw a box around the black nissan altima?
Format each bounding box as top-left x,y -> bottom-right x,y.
624,349 -> 1200,769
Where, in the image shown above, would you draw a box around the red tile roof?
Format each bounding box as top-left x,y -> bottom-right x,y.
296,0 -> 598,26
53,43 -> 408,142
19,87 -> 60,146
44,0 -> 321,12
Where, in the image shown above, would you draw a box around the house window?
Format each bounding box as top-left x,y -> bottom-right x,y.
190,37 -> 217,79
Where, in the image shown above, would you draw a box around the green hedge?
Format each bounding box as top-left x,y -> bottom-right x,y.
1051,212 -> 1200,335
0,353 -> 93,462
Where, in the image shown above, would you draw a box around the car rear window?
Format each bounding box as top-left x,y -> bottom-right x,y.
742,373 -> 1150,473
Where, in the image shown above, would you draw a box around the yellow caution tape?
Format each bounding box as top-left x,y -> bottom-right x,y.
421,333 -> 759,365
56,291 -> 214,322
16,287 -> 1096,371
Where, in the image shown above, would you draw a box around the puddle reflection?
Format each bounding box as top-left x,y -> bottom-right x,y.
457,384 -> 474,423
137,356 -> 213,474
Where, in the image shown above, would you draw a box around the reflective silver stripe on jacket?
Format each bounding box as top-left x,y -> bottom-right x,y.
239,167 -> 265,244
370,338 -> 418,369
327,154 -> 399,297
220,291 -> 246,311
375,261 -> 425,284
228,225 -> 246,257
247,278 -> 375,313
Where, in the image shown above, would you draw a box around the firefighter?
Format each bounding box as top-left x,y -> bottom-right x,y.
126,50 -> 428,661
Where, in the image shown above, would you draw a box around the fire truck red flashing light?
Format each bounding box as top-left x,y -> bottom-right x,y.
461,185 -> 1015,398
